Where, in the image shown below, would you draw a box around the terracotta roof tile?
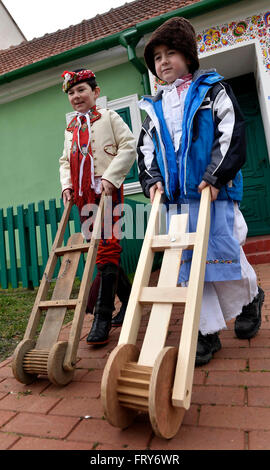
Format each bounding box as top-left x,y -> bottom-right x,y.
0,0 -> 200,75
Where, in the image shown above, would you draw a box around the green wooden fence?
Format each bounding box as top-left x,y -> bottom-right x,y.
0,197 -> 157,290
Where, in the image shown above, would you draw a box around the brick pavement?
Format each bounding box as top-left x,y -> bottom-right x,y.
0,263 -> 270,451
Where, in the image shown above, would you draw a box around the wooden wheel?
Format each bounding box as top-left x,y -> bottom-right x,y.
149,347 -> 185,439
101,343 -> 140,428
12,339 -> 37,384
47,341 -> 75,386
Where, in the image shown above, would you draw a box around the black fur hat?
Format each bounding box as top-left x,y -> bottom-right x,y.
144,17 -> 199,79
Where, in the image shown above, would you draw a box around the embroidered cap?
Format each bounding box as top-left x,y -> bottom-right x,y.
61,69 -> 96,93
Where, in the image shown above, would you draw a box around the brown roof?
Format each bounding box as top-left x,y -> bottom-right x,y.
0,0 -> 200,76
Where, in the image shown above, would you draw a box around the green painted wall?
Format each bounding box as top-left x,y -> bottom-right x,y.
97,61 -> 144,101
0,60 -> 144,212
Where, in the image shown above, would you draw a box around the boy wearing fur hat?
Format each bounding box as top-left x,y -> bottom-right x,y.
60,69 -> 135,345
138,17 -> 264,365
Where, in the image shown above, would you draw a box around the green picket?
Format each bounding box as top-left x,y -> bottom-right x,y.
0,209 -> 8,289
48,199 -> 60,276
72,204 -> 81,232
37,200 -> 49,274
17,205 -> 29,288
6,207 -> 18,288
60,198 -> 71,245
48,199 -> 58,240
72,204 -> 85,280
27,203 -> 39,287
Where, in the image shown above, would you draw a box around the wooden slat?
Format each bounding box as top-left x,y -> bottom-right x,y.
117,376 -> 150,390
139,286 -> 187,305
39,299 -> 78,310
116,385 -> 149,399
118,395 -> 148,410
6,206 -> 18,288
151,233 -> 196,251
172,186 -> 211,410
121,367 -> 152,381
123,362 -> 152,373
138,213 -> 189,367
54,243 -> 90,256
0,209 -> 8,289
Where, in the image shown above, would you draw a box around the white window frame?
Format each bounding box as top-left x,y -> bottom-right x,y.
107,94 -> 142,195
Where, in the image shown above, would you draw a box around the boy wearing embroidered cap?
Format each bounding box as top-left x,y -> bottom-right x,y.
59,68 -> 135,345
138,17 -> 264,365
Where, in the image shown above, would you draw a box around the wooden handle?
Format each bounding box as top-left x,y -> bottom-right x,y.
200,185 -> 211,204
152,188 -> 163,206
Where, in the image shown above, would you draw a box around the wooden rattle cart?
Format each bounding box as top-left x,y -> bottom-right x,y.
101,187 -> 211,439
12,194 -> 105,386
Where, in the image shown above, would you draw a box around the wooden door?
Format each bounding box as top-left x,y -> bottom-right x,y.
228,74 -> 270,236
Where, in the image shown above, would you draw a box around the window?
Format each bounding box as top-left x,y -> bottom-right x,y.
107,94 -> 142,195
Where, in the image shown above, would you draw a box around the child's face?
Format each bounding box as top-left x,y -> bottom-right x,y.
154,45 -> 190,83
67,82 -> 100,113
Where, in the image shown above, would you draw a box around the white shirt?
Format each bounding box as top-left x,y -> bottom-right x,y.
160,77 -> 192,152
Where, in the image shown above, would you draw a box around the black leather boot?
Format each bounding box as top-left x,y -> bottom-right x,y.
111,266 -> 132,327
85,272 -> 101,314
86,263 -> 119,345
234,286 -> 265,339
195,331 -> 221,366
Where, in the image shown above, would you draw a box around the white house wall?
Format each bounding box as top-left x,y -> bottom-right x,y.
0,1 -> 25,49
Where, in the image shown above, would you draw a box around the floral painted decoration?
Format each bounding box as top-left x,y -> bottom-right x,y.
196,11 -> 270,71
61,69 -> 96,92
